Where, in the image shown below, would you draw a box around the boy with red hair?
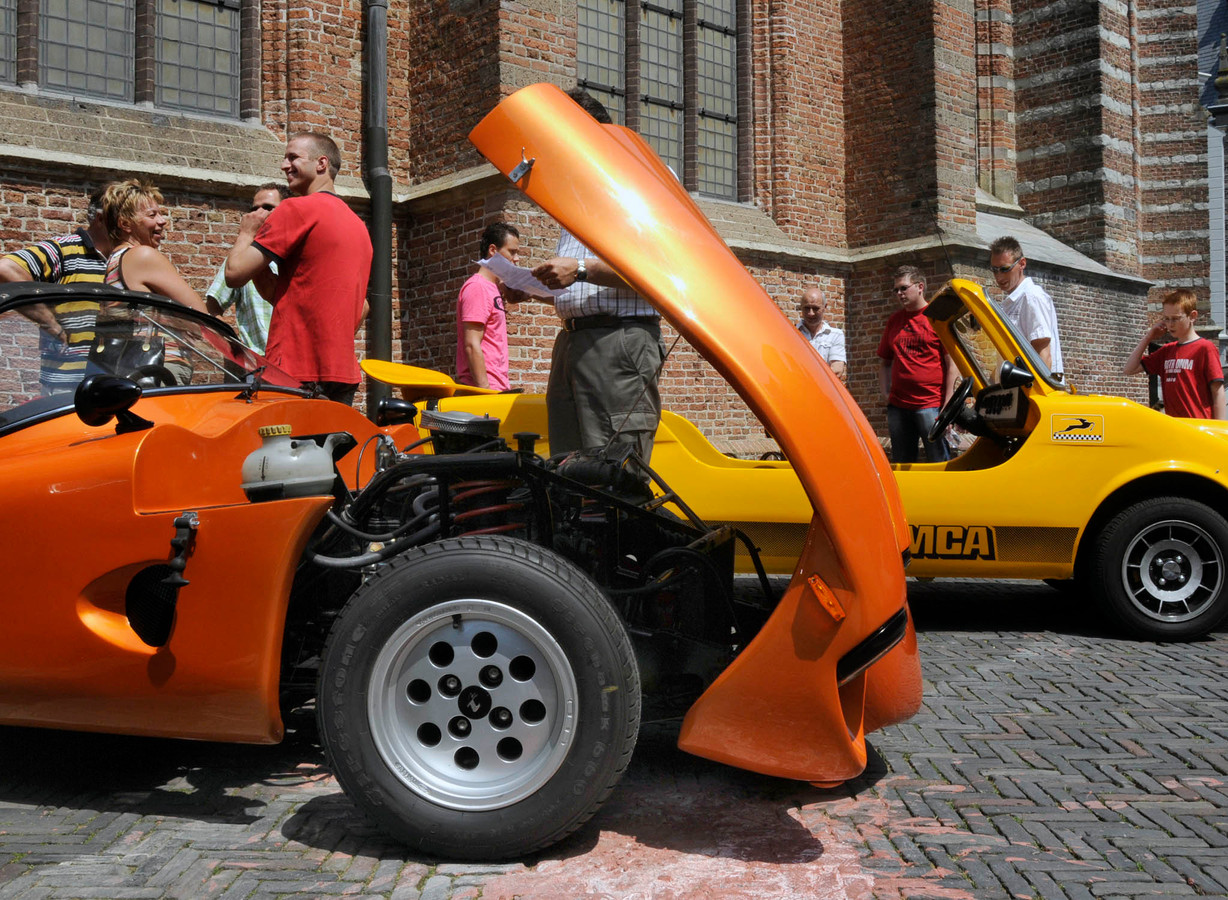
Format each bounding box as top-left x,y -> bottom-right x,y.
1124,289 -> 1226,419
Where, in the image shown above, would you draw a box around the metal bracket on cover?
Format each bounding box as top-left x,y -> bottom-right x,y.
164,511 -> 199,590
807,573 -> 846,623
508,149 -> 535,183
236,366 -> 266,404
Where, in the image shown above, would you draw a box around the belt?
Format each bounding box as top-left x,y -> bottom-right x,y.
562,314 -> 659,332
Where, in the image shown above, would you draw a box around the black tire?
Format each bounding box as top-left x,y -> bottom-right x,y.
317,535 -> 640,859
1092,497 -> 1228,640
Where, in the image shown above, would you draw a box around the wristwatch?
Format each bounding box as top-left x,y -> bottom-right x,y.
575,258 -> 587,283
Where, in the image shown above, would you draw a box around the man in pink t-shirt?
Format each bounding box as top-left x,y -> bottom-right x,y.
1124,288 -> 1226,419
877,265 -> 958,463
224,131 -> 371,405
456,221 -> 520,391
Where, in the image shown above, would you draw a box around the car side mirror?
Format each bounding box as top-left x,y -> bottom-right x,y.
997,360 -> 1034,389
375,397 -> 418,426
74,374 -> 154,434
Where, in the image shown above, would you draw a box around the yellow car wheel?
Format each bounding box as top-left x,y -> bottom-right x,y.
1093,497 -> 1228,640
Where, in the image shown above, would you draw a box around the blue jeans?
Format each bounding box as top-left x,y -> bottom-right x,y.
887,404 -> 949,463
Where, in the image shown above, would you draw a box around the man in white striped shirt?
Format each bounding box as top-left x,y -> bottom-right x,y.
531,89 -> 666,465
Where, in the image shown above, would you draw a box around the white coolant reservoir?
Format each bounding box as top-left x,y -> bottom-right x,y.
241,424 -> 342,502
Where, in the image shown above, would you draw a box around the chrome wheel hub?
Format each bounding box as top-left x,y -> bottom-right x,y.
1122,520 -> 1223,623
367,599 -> 578,811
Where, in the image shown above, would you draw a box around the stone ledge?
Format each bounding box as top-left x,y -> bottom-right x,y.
399,163 -> 851,265
0,87 -> 368,202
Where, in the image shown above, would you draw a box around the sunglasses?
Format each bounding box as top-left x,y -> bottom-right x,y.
990,258 -> 1022,275
250,202 -> 277,212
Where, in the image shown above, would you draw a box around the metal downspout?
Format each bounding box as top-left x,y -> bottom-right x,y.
365,0 -> 393,417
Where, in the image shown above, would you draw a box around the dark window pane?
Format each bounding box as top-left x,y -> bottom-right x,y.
580,0 -> 739,198
39,0 -> 134,100
0,0 -> 15,84
577,0 -> 626,123
697,0 -> 737,198
640,0 -> 681,172
155,0 -> 239,117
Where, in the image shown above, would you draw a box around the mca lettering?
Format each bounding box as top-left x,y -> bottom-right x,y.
909,524 -> 996,560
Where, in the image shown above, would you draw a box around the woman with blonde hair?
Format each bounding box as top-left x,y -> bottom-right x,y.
102,179 -> 206,312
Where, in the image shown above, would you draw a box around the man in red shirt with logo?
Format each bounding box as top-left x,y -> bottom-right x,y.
225,131 -> 372,405
877,265 -> 958,462
1124,288 -> 1226,419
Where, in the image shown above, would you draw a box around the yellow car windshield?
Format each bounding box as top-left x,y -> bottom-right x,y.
948,296 -> 1068,391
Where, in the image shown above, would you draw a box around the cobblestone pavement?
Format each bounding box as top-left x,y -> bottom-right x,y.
1,579 -> 1225,899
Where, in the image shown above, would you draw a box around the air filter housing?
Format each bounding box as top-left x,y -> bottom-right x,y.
419,408 -> 501,454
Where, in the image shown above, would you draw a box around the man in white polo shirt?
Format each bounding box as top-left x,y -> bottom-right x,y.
796,285 -> 846,382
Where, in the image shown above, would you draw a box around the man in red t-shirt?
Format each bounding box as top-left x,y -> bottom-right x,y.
877,265 -> 958,463
1124,288 -> 1226,419
225,131 -> 372,405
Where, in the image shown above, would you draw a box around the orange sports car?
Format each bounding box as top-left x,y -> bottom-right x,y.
0,83 -> 919,859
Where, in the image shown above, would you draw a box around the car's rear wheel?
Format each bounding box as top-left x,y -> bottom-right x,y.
317,535 -> 640,860
1092,497 -> 1228,640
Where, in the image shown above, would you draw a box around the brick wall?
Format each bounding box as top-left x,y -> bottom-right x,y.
1014,0 -> 1108,256
749,0 -> 846,240
844,0 -> 940,250
976,0 -> 1016,201
1136,1 -> 1209,308
0,0 -> 1210,453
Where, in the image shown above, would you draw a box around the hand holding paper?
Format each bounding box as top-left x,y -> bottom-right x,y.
479,255 -> 566,299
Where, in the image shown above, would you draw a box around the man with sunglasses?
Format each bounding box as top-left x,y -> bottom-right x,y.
456,221 -> 520,390
988,236 -> 1064,375
796,286 -> 846,382
878,265 -> 958,463
206,183 -> 287,353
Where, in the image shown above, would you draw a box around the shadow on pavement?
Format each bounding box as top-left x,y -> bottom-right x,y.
283,720 -> 890,866
540,721 -> 883,864
0,723 -> 323,826
906,577 -> 1108,637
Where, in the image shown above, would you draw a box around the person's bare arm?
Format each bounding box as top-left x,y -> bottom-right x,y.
942,354 -> 960,403
1031,337 -> 1052,369
226,209 -> 272,289
0,257 -> 33,284
879,360 -> 891,401
0,256 -> 64,334
250,266 -> 277,301
122,246 -> 206,312
1212,381 -> 1227,420
1124,321 -> 1167,375
462,322 -> 489,389
829,359 -> 847,382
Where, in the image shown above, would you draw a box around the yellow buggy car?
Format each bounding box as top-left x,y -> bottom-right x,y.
886,278 -> 1228,641
371,279 -> 1228,642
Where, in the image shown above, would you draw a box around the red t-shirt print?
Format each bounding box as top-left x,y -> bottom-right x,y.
877,306 -> 946,409
1142,337 -> 1224,418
